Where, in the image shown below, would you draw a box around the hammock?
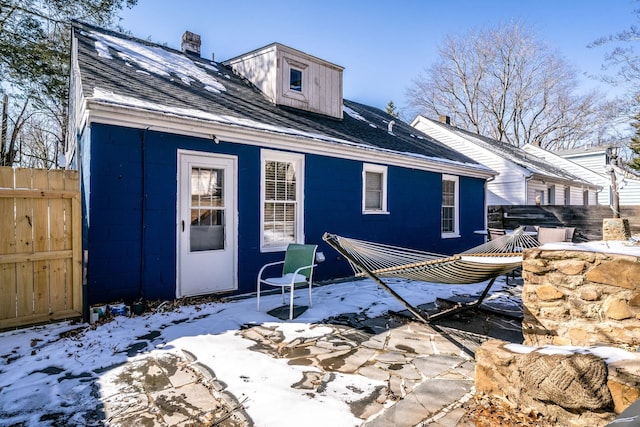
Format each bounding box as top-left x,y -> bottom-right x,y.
322,228 -> 539,323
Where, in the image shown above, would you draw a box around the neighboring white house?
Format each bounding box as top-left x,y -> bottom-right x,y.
411,116 -> 601,206
552,146 -> 640,206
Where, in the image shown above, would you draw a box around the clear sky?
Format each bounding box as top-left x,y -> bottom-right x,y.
117,0 -> 637,115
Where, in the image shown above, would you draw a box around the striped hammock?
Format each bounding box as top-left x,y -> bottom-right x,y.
322,227 -> 540,285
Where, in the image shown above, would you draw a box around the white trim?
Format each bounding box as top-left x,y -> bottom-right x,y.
283,57 -> 308,102
362,163 -> 388,214
260,149 -> 305,252
80,99 -> 494,179
441,174 -> 460,239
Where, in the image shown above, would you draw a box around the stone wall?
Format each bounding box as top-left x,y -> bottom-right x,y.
521,245 -> 640,347
474,243 -> 640,425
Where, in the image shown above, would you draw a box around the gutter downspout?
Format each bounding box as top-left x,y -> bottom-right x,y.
484,175 -> 496,232
139,128 -> 149,301
525,173 -> 534,205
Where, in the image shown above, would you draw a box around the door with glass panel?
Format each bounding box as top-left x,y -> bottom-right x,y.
177,151 -> 237,297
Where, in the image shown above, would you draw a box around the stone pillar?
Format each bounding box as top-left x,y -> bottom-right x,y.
603,218 -> 631,240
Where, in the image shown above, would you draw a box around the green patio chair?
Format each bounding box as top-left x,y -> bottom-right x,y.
257,243 -> 318,320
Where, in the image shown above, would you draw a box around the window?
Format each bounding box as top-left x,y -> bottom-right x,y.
583,190 -> 589,206
290,68 -> 302,92
190,167 -> 225,251
261,150 -> 304,252
564,187 -> 571,206
362,164 -> 388,213
548,186 -> 555,205
441,175 -> 459,238
283,57 -> 308,101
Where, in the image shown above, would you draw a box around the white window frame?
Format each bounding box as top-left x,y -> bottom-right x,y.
362,163 -> 388,214
260,150 -> 305,252
283,57 -> 308,102
441,174 -> 459,239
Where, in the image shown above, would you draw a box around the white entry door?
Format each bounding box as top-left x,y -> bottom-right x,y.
177,151 -> 237,297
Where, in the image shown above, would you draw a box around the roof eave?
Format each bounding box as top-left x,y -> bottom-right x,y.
83,100 -> 495,179
528,172 -> 601,190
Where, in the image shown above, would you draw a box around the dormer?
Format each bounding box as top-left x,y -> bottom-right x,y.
223,43 -> 344,119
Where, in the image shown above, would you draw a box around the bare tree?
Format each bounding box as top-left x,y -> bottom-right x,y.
589,1 -> 640,95
407,22 -> 610,150
0,0 -> 137,168
589,2 -> 640,166
0,92 -> 32,166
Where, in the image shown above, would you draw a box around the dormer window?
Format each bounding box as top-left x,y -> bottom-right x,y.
290,68 -> 302,92
223,43 -> 344,118
283,57 -> 308,102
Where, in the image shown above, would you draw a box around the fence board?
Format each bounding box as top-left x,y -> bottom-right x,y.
0,264 -> 16,321
0,168 -> 16,320
33,171 -> 50,315
50,171 -> 68,312
14,169 -> 33,318
0,167 -> 81,329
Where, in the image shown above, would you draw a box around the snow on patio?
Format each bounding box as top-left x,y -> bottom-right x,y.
0,277 -> 517,426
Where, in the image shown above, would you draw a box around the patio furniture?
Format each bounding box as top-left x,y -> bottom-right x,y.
322,227 -> 540,323
564,227 -> 576,242
256,243 -> 318,320
487,227 -> 506,240
537,227 -> 572,244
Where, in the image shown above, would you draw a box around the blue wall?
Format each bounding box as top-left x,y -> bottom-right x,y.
83,124 -> 486,304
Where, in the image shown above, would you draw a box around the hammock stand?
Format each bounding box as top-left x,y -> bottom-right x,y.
322,228 -> 539,323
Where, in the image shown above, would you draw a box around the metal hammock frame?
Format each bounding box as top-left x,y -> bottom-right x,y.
322,228 -> 539,323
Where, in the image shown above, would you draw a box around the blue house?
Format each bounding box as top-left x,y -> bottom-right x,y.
66,22 -> 494,306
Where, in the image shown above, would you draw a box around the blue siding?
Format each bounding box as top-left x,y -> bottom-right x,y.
305,156 -> 486,281
83,124 -> 487,305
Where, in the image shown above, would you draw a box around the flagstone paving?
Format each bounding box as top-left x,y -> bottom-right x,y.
96,306 -> 518,426
6,299 -> 522,426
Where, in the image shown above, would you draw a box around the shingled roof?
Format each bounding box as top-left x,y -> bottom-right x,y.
422,117 -> 594,186
71,21 -> 491,176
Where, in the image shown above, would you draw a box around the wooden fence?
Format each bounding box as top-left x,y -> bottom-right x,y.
0,167 -> 81,329
489,205 -> 640,241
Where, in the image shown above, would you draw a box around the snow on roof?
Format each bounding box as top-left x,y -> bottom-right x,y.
74,22 -> 494,176
343,105 -> 367,122
91,88 -> 493,174
87,29 -> 226,94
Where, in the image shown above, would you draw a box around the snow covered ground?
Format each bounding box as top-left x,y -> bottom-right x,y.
2,271 -> 638,426
0,277 -> 510,426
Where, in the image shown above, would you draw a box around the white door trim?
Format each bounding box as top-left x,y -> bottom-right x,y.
176,149 -> 238,297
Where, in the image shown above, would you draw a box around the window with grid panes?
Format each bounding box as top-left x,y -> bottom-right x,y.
261,151 -> 304,251
441,175 -> 459,237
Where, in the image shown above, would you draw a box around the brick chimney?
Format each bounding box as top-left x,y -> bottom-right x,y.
438,115 -> 451,125
181,31 -> 201,57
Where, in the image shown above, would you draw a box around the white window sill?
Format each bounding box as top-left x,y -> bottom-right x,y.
260,245 -> 289,253
362,210 -> 390,215
441,233 -> 460,239
283,89 -> 307,102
